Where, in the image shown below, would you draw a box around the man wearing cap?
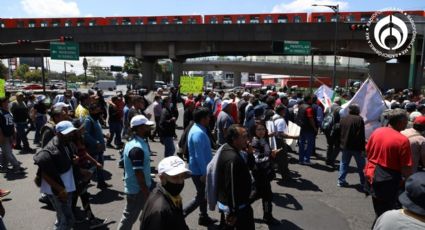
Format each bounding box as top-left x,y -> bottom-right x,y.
401,116 -> 425,173
183,107 -> 217,226
140,156 -> 191,230
216,99 -> 234,145
373,172 -> 425,229
34,120 -> 78,230
118,115 -> 154,230
53,90 -> 77,111
10,92 -> 35,154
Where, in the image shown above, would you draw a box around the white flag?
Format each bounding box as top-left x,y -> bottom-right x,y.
340,78 -> 386,139
315,85 -> 334,113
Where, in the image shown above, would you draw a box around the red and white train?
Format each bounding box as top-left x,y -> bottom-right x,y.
0,10 -> 423,28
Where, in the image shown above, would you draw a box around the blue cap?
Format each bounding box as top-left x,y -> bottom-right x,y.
55,121 -> 77,135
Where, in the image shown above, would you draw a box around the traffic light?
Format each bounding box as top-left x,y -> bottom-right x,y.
17,39 -> 31,45
349,24 -> 368,31
110,65 -> 123,72
59,36 -> 73,42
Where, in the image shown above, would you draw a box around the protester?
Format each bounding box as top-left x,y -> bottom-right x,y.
122,94 -> 133,140
373,172 -> 425,229
118,115 -> 154,230
159,96 -> 176,157
183,99 -> 194,129
106,96 -> 124,149
216,100 -> 234,145
10,92 -> 35,154
250,122 -> 280,225
152,95 -> 162,140
0,96 -> 26,174
296,95 -> 318,165
32,95 -> 48,147
337,104 -> 366,187
75,93 -> 90,122
237,92 -> 251,125
324,97 -> 342,168
183,107 -> 217,226
34,121 -> 78,230
216,124 -> 255,230
401,116 -> 425,173
364,109 -> 413,222
140,156 -> 191,230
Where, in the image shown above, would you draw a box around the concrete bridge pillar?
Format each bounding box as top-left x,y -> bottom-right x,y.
172,59 -> 185,87
140,58 -> 156,90
233,72 -> 242,87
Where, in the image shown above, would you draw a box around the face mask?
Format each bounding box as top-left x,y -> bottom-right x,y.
163,181 -> 184,196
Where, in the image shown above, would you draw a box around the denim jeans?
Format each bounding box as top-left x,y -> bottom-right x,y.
0,216 -> 6,230
117,192 -> 146,230
108,121 -> 123,145
298,130 -> 315,163
0,137 -> 20,168
95,151 -> 105,183
34,115 -> 47,144
48,193 -> 75,230
183,175 -> 207,217
15,123 -> 30,149
338,149 -> 365,185
162,136 -> 175,158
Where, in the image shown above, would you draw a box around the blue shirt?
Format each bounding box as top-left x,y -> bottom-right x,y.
188,123 -> 212,176
83,116 -> 105,154
123,135 -> 152,194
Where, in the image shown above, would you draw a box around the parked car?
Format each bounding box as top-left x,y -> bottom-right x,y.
22,84 -> 43,90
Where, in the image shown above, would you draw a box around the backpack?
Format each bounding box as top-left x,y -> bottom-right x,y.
321,113 -> 335,133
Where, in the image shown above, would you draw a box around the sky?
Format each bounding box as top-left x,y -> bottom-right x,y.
1,0 -> 424,74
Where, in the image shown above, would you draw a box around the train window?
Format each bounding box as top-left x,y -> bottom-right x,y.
294,16 -> 302,23
330,15 -> 340,22
148,17 -> 157,24
77,20 -> 84,27
110,19 -> 118,25
89,20 -> 96,26
28,21 -> 36,28
122,18 -> 131,25
136,19 -> 144,25
360,14 -> 370,22
52,21 -> 60,27
173,17 -> 183,24
41,21 -> 49,27
317,16 -> 326,23
210,17 -> 218,24
0,21 -> 4,28
65,20 -> 72,27
187,18 -> 197,24
345,15 -> 354,22
237,16 -> 246,24
264,16 -> 273,23
277,16 -> 288,23
250,16 -> 259,24
16,21 -> 24,28
160,18 -> 169,24
223,16 -> 232,24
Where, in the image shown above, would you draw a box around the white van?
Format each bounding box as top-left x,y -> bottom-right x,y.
92,80 -> 116,91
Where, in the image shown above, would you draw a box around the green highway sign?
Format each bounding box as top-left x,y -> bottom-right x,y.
283,40 -> 311,55
50,42 -> 80,60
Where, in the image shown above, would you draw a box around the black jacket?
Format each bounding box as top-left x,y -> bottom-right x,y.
140,185 -> 189,230
339,114 -> 365,151
159,107 -> 176,137
216,143 -> 253,215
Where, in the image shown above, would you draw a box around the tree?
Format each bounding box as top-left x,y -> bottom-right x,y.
24,69 -> 42,82
0,61 -> 8,79
123,57 -> 141,74
13,64 -> 30,80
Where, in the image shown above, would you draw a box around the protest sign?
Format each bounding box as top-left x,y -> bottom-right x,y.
180,76 -> 204,94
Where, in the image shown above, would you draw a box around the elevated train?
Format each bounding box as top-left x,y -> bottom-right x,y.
0,10 -> 423,28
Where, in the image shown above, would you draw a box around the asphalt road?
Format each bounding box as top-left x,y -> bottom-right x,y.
1,106 -> 375,230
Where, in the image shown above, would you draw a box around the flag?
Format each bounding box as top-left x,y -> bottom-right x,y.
340,78 -> 386,139
315,84 -> 334,113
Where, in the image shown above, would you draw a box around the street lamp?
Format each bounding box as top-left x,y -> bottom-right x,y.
64,61 -> 74,90
312,4 -> 339,89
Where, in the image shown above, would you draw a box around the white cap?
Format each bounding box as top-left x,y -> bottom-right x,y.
157,88 -> 163,92
130,115 -> 154,128
266,90 -> 272,95
158,156 -> 191,176
221,100 -> 231,110
53,102 -> 71,110
55,121 -> 77,135
242,92 -> 252,97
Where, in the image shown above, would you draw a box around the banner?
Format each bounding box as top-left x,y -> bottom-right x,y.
315,84 -> 334,113
340,78 -> 386,139
285,121 -> 300,148
0,79 -> 5,98
180,76 -> 204,94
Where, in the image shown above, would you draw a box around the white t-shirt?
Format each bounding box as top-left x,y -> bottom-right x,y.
40,167 -> 76,195
273,115 -> 288,133
373,209 -> 425,230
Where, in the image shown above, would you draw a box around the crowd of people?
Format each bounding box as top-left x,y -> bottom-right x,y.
0,85 -> 425,230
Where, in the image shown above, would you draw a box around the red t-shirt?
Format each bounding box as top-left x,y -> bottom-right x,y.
364,127 -> 413,183
305,107 -> 314,118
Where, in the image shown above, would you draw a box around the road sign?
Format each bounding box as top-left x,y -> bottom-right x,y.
50,42 -> 80,60
283,40 -> 311,55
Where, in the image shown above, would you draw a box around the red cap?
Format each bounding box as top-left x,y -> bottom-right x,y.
414,116 -> 425,125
